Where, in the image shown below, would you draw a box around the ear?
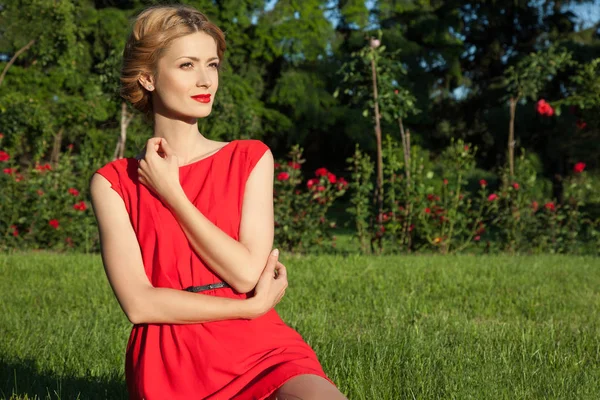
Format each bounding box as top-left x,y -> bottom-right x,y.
138,73 -> 155,91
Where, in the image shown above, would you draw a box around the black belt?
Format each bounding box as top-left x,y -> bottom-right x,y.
183,282 -> 231,293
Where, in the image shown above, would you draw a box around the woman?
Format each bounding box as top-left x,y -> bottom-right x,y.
90,4 -> 346,400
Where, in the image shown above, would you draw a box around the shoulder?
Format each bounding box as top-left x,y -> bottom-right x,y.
90,158 -> 136,197
233,139 -> 272,169
95,158 -> 131,175
233,139 -> 270,154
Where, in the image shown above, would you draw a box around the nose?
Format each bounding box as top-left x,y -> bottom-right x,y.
196,67 -> 212,88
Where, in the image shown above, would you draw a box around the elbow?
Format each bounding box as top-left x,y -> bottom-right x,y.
232,273 -> 260,294
123,289 -> 152,325
125,305 -> 146,325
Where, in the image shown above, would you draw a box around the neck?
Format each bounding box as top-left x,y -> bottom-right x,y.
152,113 -> 210,165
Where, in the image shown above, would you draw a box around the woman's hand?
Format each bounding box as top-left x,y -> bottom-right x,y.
248,249 -> 288,318
137,137 -> 183,205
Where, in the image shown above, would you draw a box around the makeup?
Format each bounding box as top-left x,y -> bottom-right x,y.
191,94 -> 211,103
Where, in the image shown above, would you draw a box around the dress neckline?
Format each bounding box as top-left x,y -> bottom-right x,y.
178,140 -> 236,169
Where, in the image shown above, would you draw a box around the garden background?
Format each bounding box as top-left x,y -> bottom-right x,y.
1,0 -> 600,399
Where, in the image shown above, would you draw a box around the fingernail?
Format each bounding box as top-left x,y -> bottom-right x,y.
272,249 -> 279,257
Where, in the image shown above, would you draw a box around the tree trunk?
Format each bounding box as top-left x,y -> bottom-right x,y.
0,39 -> 35,87
398,118 -> 411,187
50,128 -> 63,166
370,55 -> 384,232
114,102 -> 134,160
508,96 -> 518,179
398,118 -> 413,251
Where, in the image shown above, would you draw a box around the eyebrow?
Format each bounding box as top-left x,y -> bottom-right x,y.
176,56 -> 219,62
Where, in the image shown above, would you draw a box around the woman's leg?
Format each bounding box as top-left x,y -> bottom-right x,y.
268,374 -> 347,400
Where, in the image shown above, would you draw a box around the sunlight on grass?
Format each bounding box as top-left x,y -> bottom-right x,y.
1,253 -> 599,399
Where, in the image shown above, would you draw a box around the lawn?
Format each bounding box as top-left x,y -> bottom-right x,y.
1,252 -> 599,399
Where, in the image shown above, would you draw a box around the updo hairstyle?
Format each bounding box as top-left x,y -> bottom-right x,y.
120,5 -> 226,117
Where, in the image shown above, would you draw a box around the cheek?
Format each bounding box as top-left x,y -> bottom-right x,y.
156,72 -> 193,105
211,70 -> 219,91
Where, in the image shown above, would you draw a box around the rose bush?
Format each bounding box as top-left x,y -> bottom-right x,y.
273,145 -> 348,253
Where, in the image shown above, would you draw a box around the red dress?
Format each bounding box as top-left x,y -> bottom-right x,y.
95,139 -> 332,399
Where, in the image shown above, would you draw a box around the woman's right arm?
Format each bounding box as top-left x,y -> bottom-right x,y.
89,173 -> 287,325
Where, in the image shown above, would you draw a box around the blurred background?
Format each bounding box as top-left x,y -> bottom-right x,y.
1,0 -> 599,254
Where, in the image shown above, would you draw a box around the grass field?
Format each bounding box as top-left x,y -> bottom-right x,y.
1,252 -> 599,399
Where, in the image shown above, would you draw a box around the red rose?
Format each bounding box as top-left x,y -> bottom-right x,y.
0,150 -> 10,162
337,177 -> 348,188
536,99 -> 554,117
49,219 -> 60,229
315,167 -> 328,177
443,179 -> 448,185
573,162 -> 585,174
307,178 -> 319,189
512,183 -> 519,190
544,202 -> 555,212
425,207 -> 431,214
317,185 -> 325,192
474,235 -> 480,241
327,172 -> 337,184
464,145 -> 469,151
488,193 -> 498,201
68,188 -> 80,196
532,201 -> 539,211
276,172 -> 289,181
35,163 -> 52,172
67,144 -> 74,151
479,179 -> 487,187
274,163 -> 280,169
73,201 -> 87,211
3,168 -> 15,175
37,189 -> 44,196
576,120 -> 587,130
287,161 -> 301,170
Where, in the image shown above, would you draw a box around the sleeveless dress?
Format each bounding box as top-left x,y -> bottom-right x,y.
95,139 -> 332,399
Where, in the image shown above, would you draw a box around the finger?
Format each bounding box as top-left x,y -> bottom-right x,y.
275,264 -> 287,281
262,249 -> 279,276
159,138 -> 175,158
145,137 -> 162,159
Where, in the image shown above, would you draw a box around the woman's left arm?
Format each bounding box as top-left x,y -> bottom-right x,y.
138,138 -> 275,294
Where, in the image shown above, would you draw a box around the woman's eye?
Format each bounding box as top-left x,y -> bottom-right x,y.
180,62 -> 193,69
210,62 -> 220,69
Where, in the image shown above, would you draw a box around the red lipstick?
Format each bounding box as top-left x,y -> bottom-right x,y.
191,94 -> 211,103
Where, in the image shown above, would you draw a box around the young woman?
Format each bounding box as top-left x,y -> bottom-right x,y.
90,4 -> 346,400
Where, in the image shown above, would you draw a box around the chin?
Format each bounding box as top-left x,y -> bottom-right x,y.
193,109 -> 213,119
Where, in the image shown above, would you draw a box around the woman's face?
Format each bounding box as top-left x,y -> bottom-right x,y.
148,31 -> 220,121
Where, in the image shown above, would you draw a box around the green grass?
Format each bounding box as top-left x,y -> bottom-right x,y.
1,252 -> 599,399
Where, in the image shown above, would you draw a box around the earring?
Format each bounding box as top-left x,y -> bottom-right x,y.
148,85 -> 154,90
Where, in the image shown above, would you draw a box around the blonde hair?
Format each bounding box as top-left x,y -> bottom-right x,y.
120,5 -> 226,117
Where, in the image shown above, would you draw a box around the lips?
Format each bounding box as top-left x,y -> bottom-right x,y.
191,94 -> 211,103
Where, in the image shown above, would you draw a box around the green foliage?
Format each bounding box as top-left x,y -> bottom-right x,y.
344,138 -> 598,255
345,144 -> 375,253
0,147 -> 97,253
504,44 -> 575,102
273,145 -> 347,253
334,32 -> 419,122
